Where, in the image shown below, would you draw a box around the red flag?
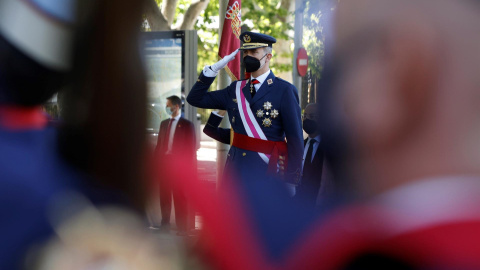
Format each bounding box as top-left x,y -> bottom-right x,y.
219,0 -> 241,81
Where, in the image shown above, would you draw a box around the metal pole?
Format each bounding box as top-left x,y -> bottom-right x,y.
216,0 -> 231,188
293,0 -> 304,105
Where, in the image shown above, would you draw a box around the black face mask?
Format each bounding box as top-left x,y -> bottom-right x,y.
303,118 -> 318,135
244,53 -> 267,73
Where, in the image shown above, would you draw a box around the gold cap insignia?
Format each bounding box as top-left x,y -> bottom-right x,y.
243,34 -> 252,43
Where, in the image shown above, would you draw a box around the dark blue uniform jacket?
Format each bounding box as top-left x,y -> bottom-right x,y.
187,71 -> 304,183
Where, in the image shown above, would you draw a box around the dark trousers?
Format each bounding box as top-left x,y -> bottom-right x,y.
159,157 -> 195,231
296,177 -> 321,209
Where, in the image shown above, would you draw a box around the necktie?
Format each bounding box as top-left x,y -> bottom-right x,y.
164,118 -> 174,151
305,138 -> 316,164
250,79 -> 260,98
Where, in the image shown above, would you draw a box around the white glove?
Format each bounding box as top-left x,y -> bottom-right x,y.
203,49 -> 239,77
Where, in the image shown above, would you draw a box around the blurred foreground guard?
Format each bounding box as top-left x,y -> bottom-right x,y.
187,31 -> 304,185
0,0 -> 175,269
285,0 -> 480,269
0,0 -> 82,268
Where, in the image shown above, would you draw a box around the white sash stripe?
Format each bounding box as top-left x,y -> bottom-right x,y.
235,81 -> 269,164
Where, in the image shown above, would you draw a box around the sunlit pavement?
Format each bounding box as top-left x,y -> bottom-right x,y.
147,140 -> 220,269
196,140 -> 218,185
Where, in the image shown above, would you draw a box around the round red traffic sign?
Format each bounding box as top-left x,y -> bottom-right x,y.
296,48 -> 308,77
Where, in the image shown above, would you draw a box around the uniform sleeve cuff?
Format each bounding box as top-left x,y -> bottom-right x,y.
212,111 -> 225,118
206,113 -> 224,127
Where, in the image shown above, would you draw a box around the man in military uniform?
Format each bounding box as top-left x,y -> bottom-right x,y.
187,31 -> 303,185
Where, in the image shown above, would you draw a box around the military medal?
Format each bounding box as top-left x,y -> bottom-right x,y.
256,109 -> 264,118
263,102 -> 272,110
262,118 -> 272,127
271,109 -> 279,119
257,101 -> 279,127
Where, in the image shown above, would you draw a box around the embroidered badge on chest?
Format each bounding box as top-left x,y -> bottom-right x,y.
257,101 -> 279,127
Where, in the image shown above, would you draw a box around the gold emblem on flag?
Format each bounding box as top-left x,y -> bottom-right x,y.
244,34 -> 252,43
225,1 -> 241,38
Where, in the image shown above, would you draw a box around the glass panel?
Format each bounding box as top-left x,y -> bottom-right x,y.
144,36 -> 183,133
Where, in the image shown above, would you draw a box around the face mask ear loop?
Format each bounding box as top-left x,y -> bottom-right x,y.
258,53 -> 269,70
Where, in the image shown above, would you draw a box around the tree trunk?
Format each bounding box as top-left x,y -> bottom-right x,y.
162,0 -> 179,26
144,0 -> 170,31
178,0 -> 210,30
274,0 -> 295,82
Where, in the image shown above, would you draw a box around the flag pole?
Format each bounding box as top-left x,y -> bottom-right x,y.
216,0 -> 231,188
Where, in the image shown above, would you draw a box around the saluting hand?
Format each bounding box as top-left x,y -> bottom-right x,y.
207,49 -> 239,74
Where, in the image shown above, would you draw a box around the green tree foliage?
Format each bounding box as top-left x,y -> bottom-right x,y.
242,0 -> 292,40
144,0 -> 300,121
195,0 -> 220,75
303,0 -> 337,80
144,0 -> 295,74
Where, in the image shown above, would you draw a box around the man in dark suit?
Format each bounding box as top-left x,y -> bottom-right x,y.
155,95 -> 196,235
295,103 -> 332,209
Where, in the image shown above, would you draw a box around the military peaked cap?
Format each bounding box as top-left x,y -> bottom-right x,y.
239,31 -> 277,50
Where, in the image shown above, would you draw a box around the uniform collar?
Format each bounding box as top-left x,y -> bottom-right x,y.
251,69 -> 271,86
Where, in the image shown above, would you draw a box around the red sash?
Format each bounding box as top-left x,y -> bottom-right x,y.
232,131 -> 287,175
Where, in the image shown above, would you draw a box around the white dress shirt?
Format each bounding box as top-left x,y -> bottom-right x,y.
301,135 -> 321,174
166,113 -> 181,155
250,69 -> 271,93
